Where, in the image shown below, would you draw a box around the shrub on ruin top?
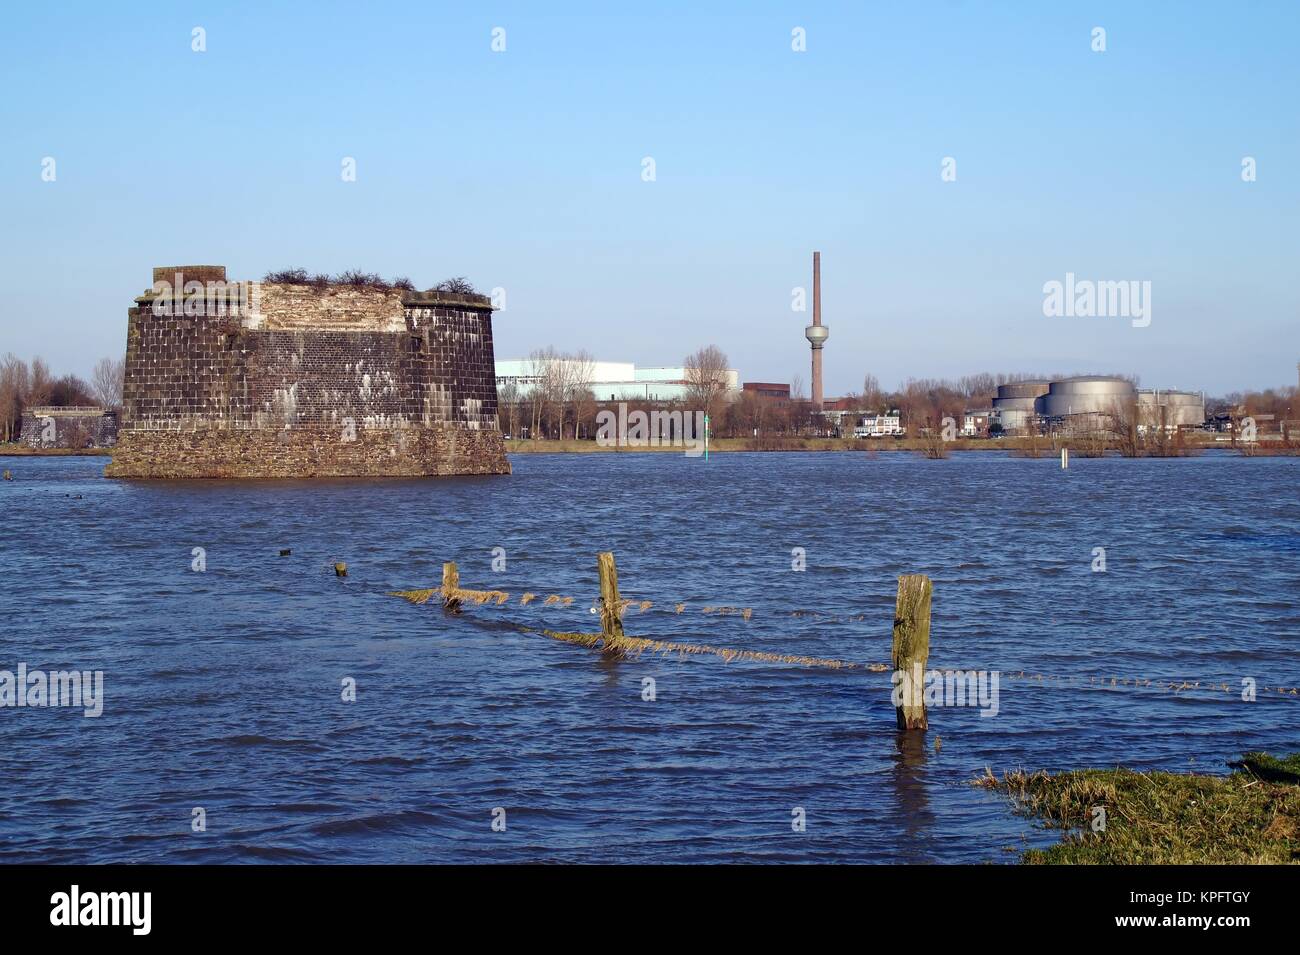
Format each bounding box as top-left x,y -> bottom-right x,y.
432,277 -> 477,294
261,270 -> 477,295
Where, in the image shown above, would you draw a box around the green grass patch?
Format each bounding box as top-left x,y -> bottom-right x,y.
0,443 -> 110,456
976,754 -> 1300,864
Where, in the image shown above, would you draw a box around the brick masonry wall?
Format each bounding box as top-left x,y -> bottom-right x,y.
108,272 -> 509,478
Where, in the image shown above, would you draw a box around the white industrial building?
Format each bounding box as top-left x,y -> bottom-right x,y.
495,359 -> 739,403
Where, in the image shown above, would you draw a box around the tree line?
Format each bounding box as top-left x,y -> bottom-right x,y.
495,352 -> 1300,443
0,354 -> 124,443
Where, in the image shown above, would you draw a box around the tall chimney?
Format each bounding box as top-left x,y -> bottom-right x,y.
804,250 -> 828,410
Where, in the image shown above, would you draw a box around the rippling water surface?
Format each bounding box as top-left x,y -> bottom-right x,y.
1,451 -> 1297,863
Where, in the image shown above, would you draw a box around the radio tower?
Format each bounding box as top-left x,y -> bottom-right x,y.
804,251 -> 829,410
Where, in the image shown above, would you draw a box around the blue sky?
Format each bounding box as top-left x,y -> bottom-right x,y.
1,1 -> 1296,395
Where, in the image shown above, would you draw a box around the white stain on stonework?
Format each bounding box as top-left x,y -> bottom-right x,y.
270,383 -> 299,423
359,373 -> 372,401
424,384 -> 452,424
361,414 -> 410,430
460,397 -> 483,429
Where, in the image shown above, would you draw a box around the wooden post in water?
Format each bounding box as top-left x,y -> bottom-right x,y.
596,551 -> 625,641
1061,446 -> 1069,469
891,574 -> 932,732
442,561 -> 462,612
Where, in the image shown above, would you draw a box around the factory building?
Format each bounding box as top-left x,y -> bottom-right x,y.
742,382 -> 791,401
494,359 -> 739,403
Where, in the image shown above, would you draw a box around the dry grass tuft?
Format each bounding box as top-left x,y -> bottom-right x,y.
390,588 -> 438,605
539,629 -> 872,670
976,759 -> 1300,864
390,586 -> 507,606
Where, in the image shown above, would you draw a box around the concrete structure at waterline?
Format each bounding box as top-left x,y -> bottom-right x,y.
21,406 -> 118,449
105,266 -> 510,479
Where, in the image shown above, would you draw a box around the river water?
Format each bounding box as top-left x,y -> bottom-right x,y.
1,451 -> 1297,863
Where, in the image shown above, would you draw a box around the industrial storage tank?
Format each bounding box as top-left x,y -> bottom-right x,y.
996,380 -> 1052,400
991,380 -> 1049,433
1137,389 -> 1205,430
1038,376 -> 1136,417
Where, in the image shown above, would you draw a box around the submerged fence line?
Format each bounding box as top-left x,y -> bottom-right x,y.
386,557 -> 1300,713
388,582 -> 882,624
518,626 -> 884,671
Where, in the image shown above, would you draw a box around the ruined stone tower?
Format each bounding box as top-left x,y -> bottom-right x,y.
105,266 -> 511,478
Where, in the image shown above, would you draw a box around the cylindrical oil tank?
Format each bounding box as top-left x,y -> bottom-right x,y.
994,406 -> 1034,432
996,380 -> 1051,401
1137,390 -> 1204,430
992,381 -> 1050,433
1039,376 -> 1136,418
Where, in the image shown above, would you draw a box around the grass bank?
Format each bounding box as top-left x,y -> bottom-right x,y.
976,752 -> 1300,864
0,443 -> 111,456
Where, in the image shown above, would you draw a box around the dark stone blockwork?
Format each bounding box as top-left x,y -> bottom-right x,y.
105,266 -> 510,478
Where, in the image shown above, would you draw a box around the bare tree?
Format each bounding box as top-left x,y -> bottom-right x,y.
540,350 -> 567,439
1108,398 -> 1141,458
737,389 -> 767,437
0,354 -> 30,442
918,416 -> 950,459
28,356 -> 53,406
497,378 -> 519,438
861,373 -> 884,411
91,356 -> 125,409
525,347 -> 556,440
566,350 -> 597,439
48,374 -> 95,407
683,345 -> 731,424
